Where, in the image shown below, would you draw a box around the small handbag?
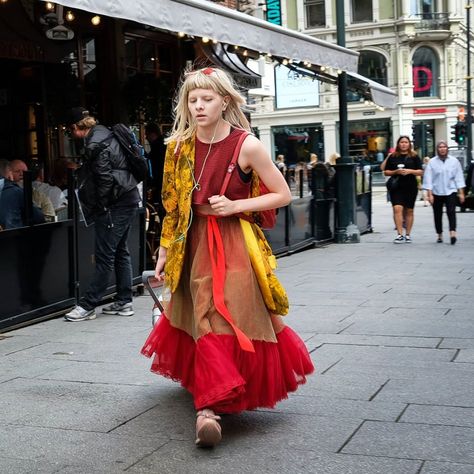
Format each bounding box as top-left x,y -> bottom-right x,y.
386,175 -> 399,192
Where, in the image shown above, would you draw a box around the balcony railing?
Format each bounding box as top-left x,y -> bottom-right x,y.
414,12 -> 450,31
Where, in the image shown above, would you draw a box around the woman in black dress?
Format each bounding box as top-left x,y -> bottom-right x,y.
384,136 -> 423,243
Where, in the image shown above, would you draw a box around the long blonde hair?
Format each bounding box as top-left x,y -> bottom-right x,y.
165,66 -> 251,144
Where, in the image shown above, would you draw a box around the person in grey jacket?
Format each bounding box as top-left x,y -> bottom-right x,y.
423,140 -> 465,245
64,107 -> 141,321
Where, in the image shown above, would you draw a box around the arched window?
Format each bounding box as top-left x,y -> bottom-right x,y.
358,51 -> 387,86
412,47 -> 439,98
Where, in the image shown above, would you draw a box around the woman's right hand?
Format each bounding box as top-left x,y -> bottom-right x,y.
155,246 -> 167,281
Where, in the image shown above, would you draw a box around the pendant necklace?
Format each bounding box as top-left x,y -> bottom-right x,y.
190,120 -> 220,192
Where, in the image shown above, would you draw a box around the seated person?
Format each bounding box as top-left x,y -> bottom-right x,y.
10,159 -> 56,222
0,159 -> 45,230
33,164 -> 67,212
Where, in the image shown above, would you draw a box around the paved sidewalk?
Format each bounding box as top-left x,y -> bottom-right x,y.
1,190 -> 473,474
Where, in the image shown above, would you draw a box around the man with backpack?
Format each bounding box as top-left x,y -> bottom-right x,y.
64,107 -> 141,321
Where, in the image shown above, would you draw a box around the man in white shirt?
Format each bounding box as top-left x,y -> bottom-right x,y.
423,140 -> 465,245
32,165 -> 68,212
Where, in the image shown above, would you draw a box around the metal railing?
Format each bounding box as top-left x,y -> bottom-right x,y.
414,12 -> 450,31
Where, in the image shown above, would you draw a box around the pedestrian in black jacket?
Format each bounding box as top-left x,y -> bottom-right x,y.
64,107 -> 141,322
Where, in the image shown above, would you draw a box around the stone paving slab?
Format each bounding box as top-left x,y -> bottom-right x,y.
300,371 -> 390,401
454,349 -> 474,363
400,405 -> 474,428
313,344 -> 456,365
0,357 -> 74,384
342,420 -> 474,464
0,425 -> 166,472
127,441 -> 422,474
348,307 -> 450,321
421,461 -> 474,473
374,375 -> 474,406
37,359 -> 158,386
0,378 -> 160,432
2,338 -> 148,364
0,457 -> 65,474
265,394 -> 406,422
440,338 -> 474,349
308,333 -> 442,349
343,319 -> 474,339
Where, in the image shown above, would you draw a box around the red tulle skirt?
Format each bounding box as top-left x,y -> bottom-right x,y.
141,215 -> 314,413
141,314 -> 314,413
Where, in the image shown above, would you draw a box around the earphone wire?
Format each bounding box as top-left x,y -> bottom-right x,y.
187,118 -> 222,193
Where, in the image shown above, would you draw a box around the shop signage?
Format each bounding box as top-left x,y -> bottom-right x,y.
0,40 -> 44,62
274,65 -> 320,109
363,111 -> 376,116
265,0 -> 282,25
414,107 -> 446,114
413,66 -> 432,92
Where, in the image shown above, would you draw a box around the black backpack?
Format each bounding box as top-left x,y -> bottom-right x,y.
110,124 -> 148,183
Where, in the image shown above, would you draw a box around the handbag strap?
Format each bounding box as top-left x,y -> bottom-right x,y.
219,131 -> 249,196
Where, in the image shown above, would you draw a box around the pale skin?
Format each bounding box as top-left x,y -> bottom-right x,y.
426,143 -> 464,240
383,137 -> 423,236
155,87 -> 292,280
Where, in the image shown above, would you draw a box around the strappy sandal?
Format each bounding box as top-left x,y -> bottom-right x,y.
195,409 -> 222,447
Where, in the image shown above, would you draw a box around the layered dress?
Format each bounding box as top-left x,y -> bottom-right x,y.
141,128 -> 314,413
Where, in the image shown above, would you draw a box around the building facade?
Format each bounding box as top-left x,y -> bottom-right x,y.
251,0 -> 470,165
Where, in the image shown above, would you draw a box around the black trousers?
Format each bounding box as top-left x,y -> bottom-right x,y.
432,192 -> 457,234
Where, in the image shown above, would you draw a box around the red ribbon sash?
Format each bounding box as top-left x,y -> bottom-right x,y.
207,215 -> 255,353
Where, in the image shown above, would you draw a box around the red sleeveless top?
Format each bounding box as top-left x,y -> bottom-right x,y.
192,128 -> 251,205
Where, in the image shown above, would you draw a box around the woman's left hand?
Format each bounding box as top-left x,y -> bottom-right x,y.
208,195 -> 237,216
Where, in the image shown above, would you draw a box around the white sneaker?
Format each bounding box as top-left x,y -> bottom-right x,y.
102,302 -> 134,316
393,234 -> 405,244
64,306 -> 96,322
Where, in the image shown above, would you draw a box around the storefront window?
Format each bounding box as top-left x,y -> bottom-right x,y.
273,125 -> 324,166
412,46 -> 439,98
348,120 -> 391,166
124,35 -> 175,125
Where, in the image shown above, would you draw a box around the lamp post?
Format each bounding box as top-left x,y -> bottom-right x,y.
466,0 -> 472,165
334,0 -> 359,243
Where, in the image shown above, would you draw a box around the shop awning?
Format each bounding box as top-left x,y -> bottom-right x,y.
347,71 -> 398,109
43,0 -> 358,73
41,0 -> 397,108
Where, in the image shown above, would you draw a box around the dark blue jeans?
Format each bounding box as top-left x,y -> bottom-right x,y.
80,206 -> 137,310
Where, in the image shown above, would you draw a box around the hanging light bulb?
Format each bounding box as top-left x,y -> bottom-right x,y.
0,0 -> 9,4
65,10 -> 75,21
282,58 -> 289,66
177,32 -> 185,38
45,2 -> 55,10
201,36 -> 210,43
91,15 -> 101,26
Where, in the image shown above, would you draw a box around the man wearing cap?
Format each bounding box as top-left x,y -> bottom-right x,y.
64,107 -> 141,321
